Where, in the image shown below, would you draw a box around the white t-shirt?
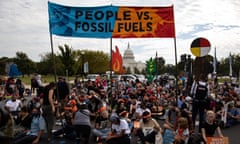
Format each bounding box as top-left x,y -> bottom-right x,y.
112,119 -> 130,135
135,107 -> 151,117
5,99 -> 22,112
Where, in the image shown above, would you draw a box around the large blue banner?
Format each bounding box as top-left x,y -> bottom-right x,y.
48,2 -> 118,38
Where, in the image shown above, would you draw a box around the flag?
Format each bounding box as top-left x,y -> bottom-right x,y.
213,47 -> 217,75
146,57 -> 156,81
229,52 -> 232,77
111,46 -> 123,74
8,63 -> 21,77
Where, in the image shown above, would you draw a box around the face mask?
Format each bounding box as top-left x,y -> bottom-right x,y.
32,112 -> 39,117
143,118 -> 148,123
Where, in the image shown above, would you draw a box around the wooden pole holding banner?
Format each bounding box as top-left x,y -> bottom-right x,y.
49,32 -> 59,100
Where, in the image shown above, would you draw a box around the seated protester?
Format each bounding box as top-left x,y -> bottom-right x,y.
73,103 -> 91,144
173,117 -> 190,144
106,114 -> 131,144
0,106 -> 14,138
135,102 -> 151,120
201,110 -> 223,143
115,101 -> 127,115
13,107 -> 46,144
91,110 -> 111,142
226,103 -> 240,127
52,104 -> 76,139
5,94 -> 22,120
136,111 -> 162,144
15,106 -> 32,129
14,106 -> 33,136
163,102 -> 180,131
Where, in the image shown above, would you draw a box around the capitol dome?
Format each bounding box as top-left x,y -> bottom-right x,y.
122,43 -> 145,74
123,44 -> 135,60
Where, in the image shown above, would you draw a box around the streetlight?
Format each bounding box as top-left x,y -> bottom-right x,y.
81,51 -> 85,82
186,54 -> 193,96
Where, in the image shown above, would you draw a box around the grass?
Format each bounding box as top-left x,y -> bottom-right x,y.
1,75 -> 76,86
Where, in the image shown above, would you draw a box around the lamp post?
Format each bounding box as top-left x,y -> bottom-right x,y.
81,51 -> 85,82
186,54 -> 193,96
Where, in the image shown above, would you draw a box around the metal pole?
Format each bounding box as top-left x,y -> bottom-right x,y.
110,37 -> 113,110
174,37 -> 178,104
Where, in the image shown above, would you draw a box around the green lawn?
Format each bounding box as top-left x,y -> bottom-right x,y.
3,75 -> 76,86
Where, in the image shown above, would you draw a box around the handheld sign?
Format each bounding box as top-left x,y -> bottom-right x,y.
191,37 -> 211,57
206,137 -> 229,144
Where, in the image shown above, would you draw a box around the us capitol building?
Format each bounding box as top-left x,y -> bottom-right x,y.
122,43 -> 146,73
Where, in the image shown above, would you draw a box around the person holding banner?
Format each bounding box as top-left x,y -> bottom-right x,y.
201,110 -> 224,143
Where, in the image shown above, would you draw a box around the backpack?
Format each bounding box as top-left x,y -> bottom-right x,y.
195,82 -> 208,100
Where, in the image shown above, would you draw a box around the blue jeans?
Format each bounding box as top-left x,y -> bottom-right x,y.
92,128 -> 111,139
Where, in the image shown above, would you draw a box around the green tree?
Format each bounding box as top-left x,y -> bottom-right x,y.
0,57 -> 10,75
38,53 -> 64,75
14,52 -> 36,76
134,67 -> 140,74
75,50 -> 110,74
126,67 -> 131,74
218,53 -> 240,77
155,57 -> 165,75
58,44 -> 76,76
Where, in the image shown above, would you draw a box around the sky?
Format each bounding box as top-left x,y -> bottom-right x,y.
0,0 -> 240,65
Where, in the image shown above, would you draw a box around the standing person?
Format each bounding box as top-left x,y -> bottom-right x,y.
201,110 -> 223,143
40,82 -> 56,141
36,75 -> 42,96
190,74 -> 210,132
15,79 -> 25,99
56,77 -> 69,118
5,77 -> 16,97
73,103 -> 91,144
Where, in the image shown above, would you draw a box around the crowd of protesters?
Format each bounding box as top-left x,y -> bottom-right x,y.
0,73 -> 239,144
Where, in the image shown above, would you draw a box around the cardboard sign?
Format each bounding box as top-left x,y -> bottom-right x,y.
206,137 -> 229,144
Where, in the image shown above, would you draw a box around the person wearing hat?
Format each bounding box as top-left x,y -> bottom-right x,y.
106,113 -> 131,144
135,111 -> 162,144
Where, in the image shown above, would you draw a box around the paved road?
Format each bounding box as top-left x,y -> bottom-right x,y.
37,123 -> 240,144
5,94 -> 239,144
222,123 -> 240,144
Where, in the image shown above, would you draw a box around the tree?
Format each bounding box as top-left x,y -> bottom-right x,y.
134,67 -> 140,74
14,52 -> 36,76
155,57 -> 165,75
58,44 -> 76,76
38,53 -> 64,75
75,50 -> 110,74
0,57 -> 10,75
218,53 -> 240,77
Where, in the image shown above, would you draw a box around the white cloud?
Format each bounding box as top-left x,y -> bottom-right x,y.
0,0 -> 240,65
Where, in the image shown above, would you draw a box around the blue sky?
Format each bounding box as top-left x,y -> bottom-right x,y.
0,0 -> 240,64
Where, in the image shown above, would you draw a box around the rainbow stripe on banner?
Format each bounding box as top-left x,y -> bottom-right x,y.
48,2 -> 175,38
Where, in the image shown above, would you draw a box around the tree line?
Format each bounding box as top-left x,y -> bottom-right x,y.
0,44 -> 239,79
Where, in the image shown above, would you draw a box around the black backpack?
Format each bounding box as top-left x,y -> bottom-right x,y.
195,82 -> 208,100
